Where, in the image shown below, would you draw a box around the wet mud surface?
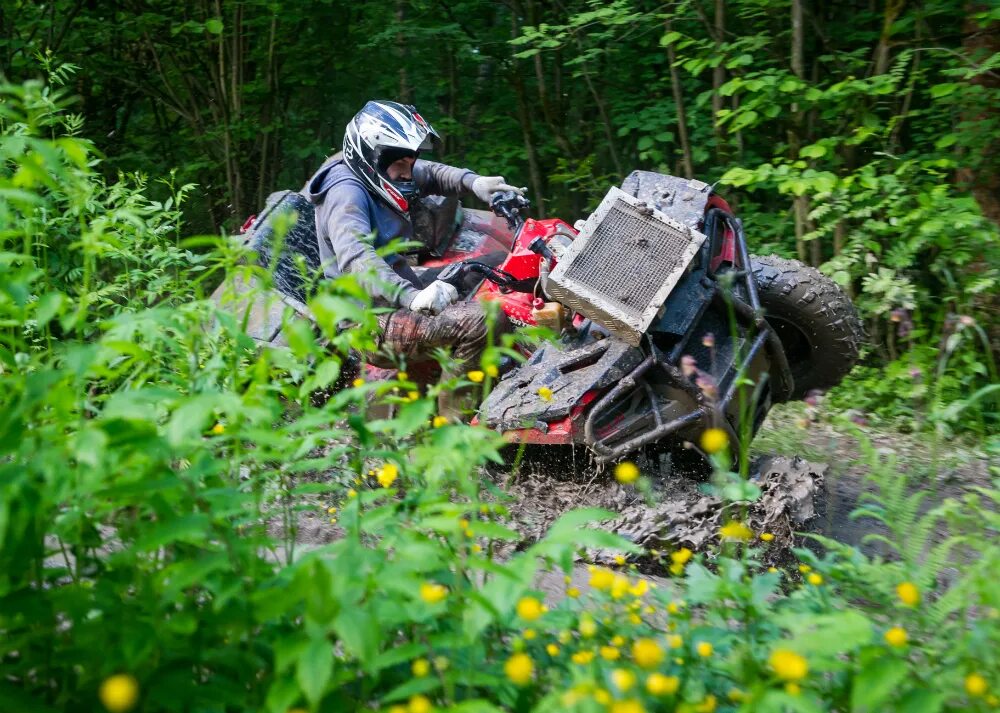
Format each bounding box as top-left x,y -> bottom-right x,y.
278,403 -> 993,589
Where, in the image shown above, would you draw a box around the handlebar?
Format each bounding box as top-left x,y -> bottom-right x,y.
490,191 -> 531,231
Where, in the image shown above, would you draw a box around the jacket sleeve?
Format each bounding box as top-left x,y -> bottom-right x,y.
414,159 -> 480,197
318,184 -> 420,309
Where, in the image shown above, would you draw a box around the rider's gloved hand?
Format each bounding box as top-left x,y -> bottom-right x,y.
472,176 -> 526,204
408,280 -> 459,316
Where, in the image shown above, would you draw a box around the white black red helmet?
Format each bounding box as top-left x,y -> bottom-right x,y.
342,100 -> 440,214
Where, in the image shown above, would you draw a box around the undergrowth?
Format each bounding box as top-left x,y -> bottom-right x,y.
1,78 -> 998,713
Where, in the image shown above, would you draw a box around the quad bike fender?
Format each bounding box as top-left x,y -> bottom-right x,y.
478,337 -> 644,443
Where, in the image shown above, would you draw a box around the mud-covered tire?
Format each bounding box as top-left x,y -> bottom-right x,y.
750,254 -> 863,400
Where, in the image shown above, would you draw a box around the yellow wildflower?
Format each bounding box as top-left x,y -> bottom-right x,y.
328,518 -> 337,524
210,423 -> 225,435
667,634 -> 683,649
467,370 -> 485,383
808,573 -> 823,586
412,658 -> 431,677
629,613 -> 642,625
610,700 -> 644,713
546,643 -> 560,656
632,638 -> 664,668
377,463 -> 399,488
629,579 -> 649,597
671,548 -> 693,565
397,371 -> 408,381
699,427 -> 728,454
965,673 -> 988,697
696,641 -> 713,658
696,694 -> 718,712
593,689 -> 611,705
98,674 -> 139,713
669,562 -> 685,576
538,386 -> 553,401
432,415 -> 448,428
558,630 -> 572,644
409,694 -> 432,713
798,564 -> 811,573
614,554 -> 626,565
769,649 -> 808,681
727,688 -> 745,702
388,706 -> 408,713
611,574 -> 631,599
504,653 -> 533,685
327,506 -> 337,514
611,668 -> 636,691
600,646 -> 620,661
760,532 -> 775,542
579,615 -> 598,638
572,650 -> 595,664
720,521 -> 753,541
646,673 -> 680,696
897,582 -> 920,607
523,629 -> 536,640
768,566 -> 779,573
486,364 -> 499,378
567,587 -> 580,598
785,683 -> 801,696
352,377 -> 365,388
419,582 -> 448,604
516,596 -> 544,621
615,461 -> 640,484
884,626 -> 907,647
347,488 -> 357,498
433,657 -> 449,672
590,568 -> 615,590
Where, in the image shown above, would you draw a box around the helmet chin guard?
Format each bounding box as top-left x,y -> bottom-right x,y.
343,100 -> 441,215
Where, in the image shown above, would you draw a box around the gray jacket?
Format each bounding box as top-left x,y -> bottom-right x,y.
305,158 -> 478,308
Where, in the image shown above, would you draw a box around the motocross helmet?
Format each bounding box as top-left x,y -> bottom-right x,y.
342,100 -> 441,215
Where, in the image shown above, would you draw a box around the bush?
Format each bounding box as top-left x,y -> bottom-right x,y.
1,79 -> 997,713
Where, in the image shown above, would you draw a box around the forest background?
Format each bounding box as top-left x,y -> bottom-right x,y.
2,2 -> 1000,712
2,0 -> 998,431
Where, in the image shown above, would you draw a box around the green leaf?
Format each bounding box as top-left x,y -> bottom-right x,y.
296,636 -> 333,707
205,18 -> 224,34
778,611 -> 873,656
895,689 -> 945,713
799,144 -> 828,159
333,605 -> 381,668
850,656 -> 908,711
929,83 -> 957,98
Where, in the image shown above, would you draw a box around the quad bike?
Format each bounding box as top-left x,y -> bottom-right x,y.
217,171 -> 862,465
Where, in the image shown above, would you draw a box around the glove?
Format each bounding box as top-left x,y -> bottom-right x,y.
472,175 -> 526,204
408,280 -> 459,316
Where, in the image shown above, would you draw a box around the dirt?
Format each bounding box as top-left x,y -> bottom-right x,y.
275,401 -> 994,593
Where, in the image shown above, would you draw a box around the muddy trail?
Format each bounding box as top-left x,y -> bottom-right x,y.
283,402 -> 992,583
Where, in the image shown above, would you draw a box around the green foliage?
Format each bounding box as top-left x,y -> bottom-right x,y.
2,78 -> 999,713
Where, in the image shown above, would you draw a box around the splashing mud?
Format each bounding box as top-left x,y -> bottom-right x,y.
492,449 -> 825,568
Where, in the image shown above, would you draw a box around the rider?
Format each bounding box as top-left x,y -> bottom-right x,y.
305,100 -> 522,415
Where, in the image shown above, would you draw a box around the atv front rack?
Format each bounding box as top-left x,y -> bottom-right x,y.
581,213 -> 794,463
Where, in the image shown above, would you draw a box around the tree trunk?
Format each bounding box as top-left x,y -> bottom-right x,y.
790,0 -> 810,263
509,10 -> 546,214
665,18 -> 694,179
958,2 -> 1000,225
711,0 -> 728,161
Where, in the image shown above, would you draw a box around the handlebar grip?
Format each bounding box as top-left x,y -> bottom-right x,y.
435,262 -> 468,289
